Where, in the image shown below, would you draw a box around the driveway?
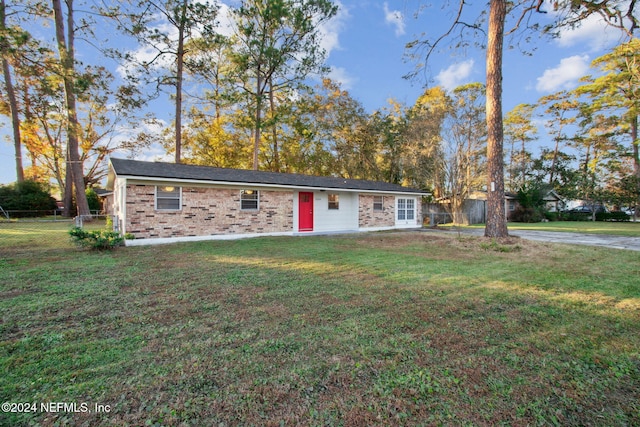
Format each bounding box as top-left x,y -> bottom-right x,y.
430,227 -> 640,252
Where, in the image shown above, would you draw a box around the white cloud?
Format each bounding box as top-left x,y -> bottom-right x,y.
110,117 -> 170,161
118,44 -> 174,77
535,55 -> 590,93
435,60 -> 475,91
317,0 -> 350,58
327,66 -> 356,90
215,2 -> 235,38
552,9 -> 623,51
383,2 -> 405,37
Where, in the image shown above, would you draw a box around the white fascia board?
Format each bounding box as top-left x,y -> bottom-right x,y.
116,174 -> 429,196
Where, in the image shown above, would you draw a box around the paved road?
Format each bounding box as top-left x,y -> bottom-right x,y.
432,228 -> 640,252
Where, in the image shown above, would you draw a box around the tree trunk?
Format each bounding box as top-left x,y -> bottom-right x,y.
53,0 -> 90,217
269,78 -> 279,172
63,144 -> 73,216
631,115 -> 639,217
1,0 -> 24,183
2,57 -> 23,183
253,69 -> 262,170
174,0 -> 187,164
484,0 -> 508,238
549,136 -> 560,186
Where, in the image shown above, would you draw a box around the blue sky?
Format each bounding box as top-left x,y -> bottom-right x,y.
325,1 -> 623,111
0,0 -> 627,185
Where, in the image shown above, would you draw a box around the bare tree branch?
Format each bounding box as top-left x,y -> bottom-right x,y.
506,0 -> 547,35
404,0 -> 484,81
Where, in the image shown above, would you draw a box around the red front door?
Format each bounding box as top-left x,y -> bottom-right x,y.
298,192 -> 314,232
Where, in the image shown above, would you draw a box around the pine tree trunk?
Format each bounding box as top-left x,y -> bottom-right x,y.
53,0 -> 90,217
2,57 -> 23,183
1,0 -> 24,183
253,70 -> 262,171
269,79 -> 279,172
484,0 -> 508,238
632,115 -> 639,217
174,0 -> 187,164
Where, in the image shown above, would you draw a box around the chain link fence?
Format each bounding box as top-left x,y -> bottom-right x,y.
0,211 -> 115,250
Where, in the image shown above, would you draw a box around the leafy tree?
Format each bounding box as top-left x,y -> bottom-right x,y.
536,90 -> 581,187
371,103 -> 404,185
610,174 -> 640,213
0,180 -> 57,216
230,0 -> 337,170
576,39 -> 640,215
182,106 -> 253,169
441,83 -> 487,224
0,1 -> 146,210
504,103 -> 537,191
569,106 -> 621,219
329,96 -> 377,179
110,0 -> 220,164
530,148 -> 579,197
276,78 -> 344,176
285,78 -> 372,178
401,87 -> 449,190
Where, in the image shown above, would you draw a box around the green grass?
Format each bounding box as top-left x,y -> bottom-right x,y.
442,220 -> 640,237
1,226 -> 639,426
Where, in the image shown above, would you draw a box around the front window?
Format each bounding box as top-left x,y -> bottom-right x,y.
373,196 -> 384,211
241,190 -> 259,210
328,194 -> 339,210
156,186 -> 181,210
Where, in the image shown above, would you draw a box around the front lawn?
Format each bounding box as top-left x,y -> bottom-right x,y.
1,227 -> 638,425
442,220 -> 640,237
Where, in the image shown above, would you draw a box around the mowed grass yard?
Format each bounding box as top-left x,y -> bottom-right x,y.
1,222 -> 639,426
444,220 -> 640,237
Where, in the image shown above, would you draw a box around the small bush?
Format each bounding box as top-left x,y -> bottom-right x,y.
596,211 -> 631,222
510,206 -> 545,223
544,212 -> 560,222
69,227 -> 124,250
86,188 -> 102,212
557,211 -> 631,222
560,211 -> 592,221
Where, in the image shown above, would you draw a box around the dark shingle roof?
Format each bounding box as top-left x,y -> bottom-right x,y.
109,158 -> 427,194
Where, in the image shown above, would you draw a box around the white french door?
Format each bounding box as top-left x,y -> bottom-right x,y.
396,198 -> 416,226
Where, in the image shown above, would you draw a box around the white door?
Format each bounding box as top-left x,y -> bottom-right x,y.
396,197 -> 416,227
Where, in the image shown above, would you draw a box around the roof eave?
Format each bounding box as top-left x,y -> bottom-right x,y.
115,174 -> 428,196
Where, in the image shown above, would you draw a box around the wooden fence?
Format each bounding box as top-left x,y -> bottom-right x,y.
423,200 -> 487,226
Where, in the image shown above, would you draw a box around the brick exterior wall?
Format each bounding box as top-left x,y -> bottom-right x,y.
358,195 -> 396,228
125,185 -> 293,239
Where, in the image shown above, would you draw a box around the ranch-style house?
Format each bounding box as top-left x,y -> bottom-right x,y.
106,158 -> 428,245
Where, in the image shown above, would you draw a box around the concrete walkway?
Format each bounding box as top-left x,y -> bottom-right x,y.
430,227 -> 640,252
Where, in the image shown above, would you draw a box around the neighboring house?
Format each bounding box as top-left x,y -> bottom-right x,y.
106,158 -> 428,245
542,190 -> 565,212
